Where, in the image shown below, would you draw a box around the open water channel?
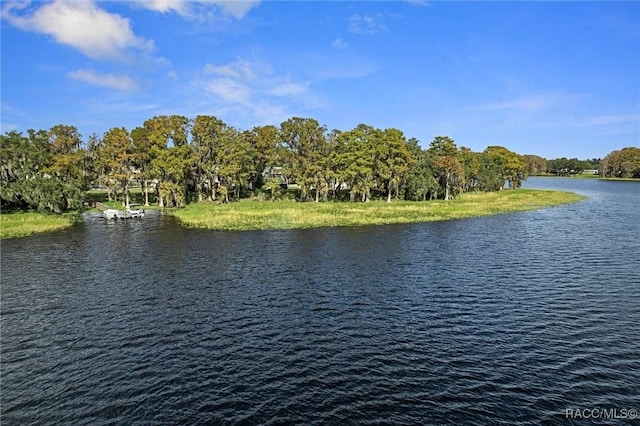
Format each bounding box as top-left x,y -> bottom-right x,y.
1,177 -> 639,424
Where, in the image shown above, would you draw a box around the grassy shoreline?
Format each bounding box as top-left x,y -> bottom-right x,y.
0,189 -> 584,238
170,189 -> 585,232
0,211 -> 78,239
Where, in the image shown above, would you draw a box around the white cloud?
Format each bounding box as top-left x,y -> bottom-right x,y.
215,1 -> 261,19
269,82 -> 309,97
331,38 -> 348,49
204,61 -> 256,79
68,69 -> 138,91
197,59 -> 312,103
138,0 -> 189,15
201,77 -> 252,103
2,0 -> 153,60
191,58 -> 322,127
250,99 -> 289,125
349,14 -> 388,35
138,0 -> 261,20
405,0 -> 430,6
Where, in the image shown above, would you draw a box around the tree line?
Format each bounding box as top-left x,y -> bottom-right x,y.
0,114 -> 574,214
522,148 -> 640,178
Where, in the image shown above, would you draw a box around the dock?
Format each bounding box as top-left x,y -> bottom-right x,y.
97,202 -> 145,220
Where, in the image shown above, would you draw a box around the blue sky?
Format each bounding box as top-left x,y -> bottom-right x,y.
1,0 -> 639,159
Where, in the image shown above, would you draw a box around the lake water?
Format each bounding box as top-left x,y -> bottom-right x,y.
2,177 -> 639,425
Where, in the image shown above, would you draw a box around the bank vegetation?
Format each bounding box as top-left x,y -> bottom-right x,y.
0,211 -> 77,239
171,189 -> 584,231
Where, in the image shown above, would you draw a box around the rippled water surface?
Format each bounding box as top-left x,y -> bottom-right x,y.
2,178 -> 639,424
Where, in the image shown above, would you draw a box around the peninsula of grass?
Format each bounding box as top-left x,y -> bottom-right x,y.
170,189 -> 584,231
0,211 -> 77,239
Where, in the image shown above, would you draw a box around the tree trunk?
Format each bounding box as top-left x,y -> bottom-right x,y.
207,172 -> 216,201
123,180 -> 130,208
444,173 -> 450,201
143,180 -> 149,206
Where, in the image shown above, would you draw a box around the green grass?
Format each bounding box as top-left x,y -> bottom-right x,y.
170,189 -> 585,231
0,211 -> 77,239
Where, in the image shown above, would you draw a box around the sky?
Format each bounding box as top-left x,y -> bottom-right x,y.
1,0 -> 639,159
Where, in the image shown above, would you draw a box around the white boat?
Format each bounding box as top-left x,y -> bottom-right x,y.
103,209 -> 120,220
126,208 -> 145,218
103,204 -> 145,220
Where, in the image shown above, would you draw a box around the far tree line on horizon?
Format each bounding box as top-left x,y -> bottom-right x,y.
1,115 -> 638,214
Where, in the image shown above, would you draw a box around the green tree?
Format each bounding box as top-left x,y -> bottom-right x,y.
217,128 -> 254,202
150,144 -> 193,207
245,125 -> 282,191
403,142 -> 439,201
319,128 -> 341,201
46,125 -> 84,183
99,127 -> 136,208
522,154 -> 547,176
377,128 -> 413,203
191,115 -> 229,201
484,146 -> 528,189
428,136 -> 464,200
82,133 -> 101,187
476,152 -> 505,191
280,117 -> 328,201
46,124 -> 86,209
1,130 -> 48,210
143,115 -> 191,207
334,124 -> 379,202
600,147 -> 640,178
460,147 -> 481,192
547,157 -> 573,176
1,129 -> 82,213
130,126 -> 155,206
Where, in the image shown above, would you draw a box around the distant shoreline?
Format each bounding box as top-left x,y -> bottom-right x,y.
531,174 -> 640,181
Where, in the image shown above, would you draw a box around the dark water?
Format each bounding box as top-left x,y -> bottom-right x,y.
2,178 -> 639,425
